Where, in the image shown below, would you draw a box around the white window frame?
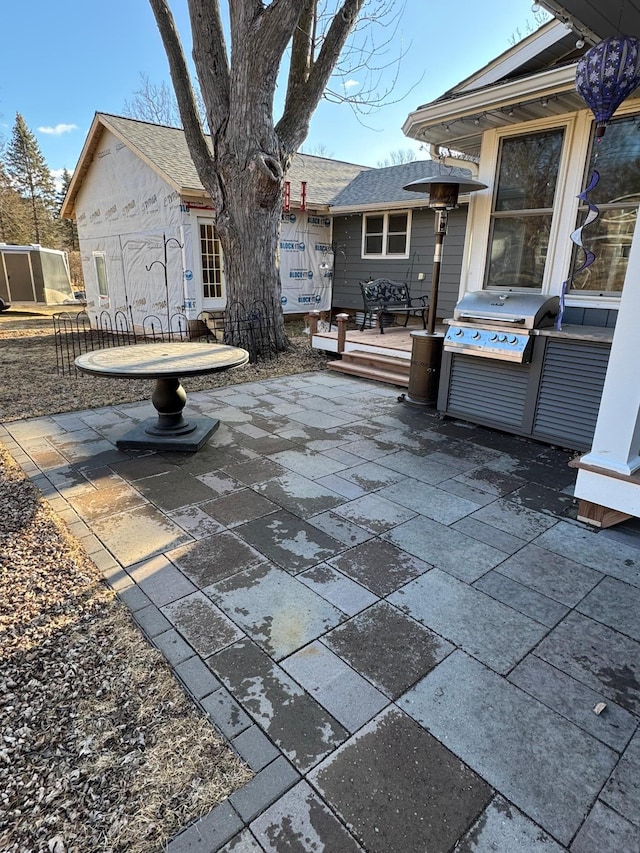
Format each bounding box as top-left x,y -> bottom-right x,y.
93,251 -> 109,306
567,110 -> 640,298
484,125 -> 567,291
198,219 -> 225,301
462,112 -> 581,299
361,210 -> 412,259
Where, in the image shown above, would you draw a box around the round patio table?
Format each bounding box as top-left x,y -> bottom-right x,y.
75,342 -> 249,451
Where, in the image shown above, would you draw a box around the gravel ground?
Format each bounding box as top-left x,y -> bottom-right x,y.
0,310 -> 329,851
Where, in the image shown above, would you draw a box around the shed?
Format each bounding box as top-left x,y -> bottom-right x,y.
0,245 -> 73,306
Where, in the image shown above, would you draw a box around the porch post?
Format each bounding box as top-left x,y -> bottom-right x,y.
306,311 -> 320,347
336,313 -> 349,353
574,211 -> 640,524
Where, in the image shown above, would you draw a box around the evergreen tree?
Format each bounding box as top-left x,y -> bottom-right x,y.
0,159 -> 30,244
5,113 -> 56,244
56,167 -> 77,251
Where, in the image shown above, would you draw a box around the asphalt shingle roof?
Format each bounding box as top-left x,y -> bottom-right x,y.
99,114 -> 368,207
329,160 -> 472,208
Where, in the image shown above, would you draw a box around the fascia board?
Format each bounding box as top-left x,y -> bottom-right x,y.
329,198 -> 471,215
60,113 -> 104,219
454,20 -> 570,94
403,64 -> 577,137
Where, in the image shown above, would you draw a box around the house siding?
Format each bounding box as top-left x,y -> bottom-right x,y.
331,207 -> 468,319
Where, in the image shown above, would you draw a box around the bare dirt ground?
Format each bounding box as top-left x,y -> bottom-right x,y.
0,309 -> 329,851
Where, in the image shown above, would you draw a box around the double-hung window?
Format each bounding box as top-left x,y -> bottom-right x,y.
485,128 -> 565,289
569,113 -> 640,296
362,211 -> 411,258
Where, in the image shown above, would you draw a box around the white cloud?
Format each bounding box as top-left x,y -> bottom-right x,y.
50,167 -> 70,193
38,123 -> 78,136
343,79 -> 359,90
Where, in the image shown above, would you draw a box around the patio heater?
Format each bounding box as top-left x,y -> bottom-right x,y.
400,174 -> 487,406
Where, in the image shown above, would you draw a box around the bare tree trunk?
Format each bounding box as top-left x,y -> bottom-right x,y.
215,174 -> 288,351
149,0 -> 367,354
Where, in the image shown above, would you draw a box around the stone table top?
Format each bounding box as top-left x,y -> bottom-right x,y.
75,342 -> 249,379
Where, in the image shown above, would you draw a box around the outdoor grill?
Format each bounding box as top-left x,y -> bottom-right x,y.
443,291 -> 560,363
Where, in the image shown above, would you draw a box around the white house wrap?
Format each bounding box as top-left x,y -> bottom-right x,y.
63,114 -> 366,329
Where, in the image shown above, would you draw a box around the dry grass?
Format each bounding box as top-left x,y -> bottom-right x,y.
0,311 -> 329,422
0,309 -> 330,851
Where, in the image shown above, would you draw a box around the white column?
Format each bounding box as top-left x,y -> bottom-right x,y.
579,211 -> 640,477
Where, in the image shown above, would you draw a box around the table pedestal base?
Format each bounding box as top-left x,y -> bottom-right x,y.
117,416 -> 220,452
116,375 -> 220,451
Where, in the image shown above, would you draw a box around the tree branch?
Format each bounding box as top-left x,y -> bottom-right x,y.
187,0 -> 231,142
276,0 -> 366,153
148,0 -> 215,187
231,0 -> 303,97
284,0 -> 316,108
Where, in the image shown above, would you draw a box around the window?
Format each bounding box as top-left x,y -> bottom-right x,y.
93,252 -> 109,305
199,222 -> 224,298
485,128 -> 565,289
362,211 -> 411,258
569,113 -> 640,296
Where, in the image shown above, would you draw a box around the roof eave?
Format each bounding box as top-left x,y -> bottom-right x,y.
446,19 -> 571,98
403,64 -> 580,153
329,197 -> 472,215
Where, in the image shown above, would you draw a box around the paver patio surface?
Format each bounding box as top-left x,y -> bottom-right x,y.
3,371 -> 640,852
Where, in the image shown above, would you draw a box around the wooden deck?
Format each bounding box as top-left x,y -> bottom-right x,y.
311,321 -> 446,358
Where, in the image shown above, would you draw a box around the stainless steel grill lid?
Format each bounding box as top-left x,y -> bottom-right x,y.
452,292 -> 559,330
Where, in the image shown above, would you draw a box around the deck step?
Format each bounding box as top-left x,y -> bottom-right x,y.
327,349 -> 410,387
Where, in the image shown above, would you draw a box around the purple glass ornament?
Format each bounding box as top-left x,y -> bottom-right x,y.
576,35 -> 640,138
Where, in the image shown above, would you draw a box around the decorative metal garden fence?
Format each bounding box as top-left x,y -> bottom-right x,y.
223,300 -> 277,364
53,301 -> 279,375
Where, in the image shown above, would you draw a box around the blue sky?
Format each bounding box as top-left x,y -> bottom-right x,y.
0,1 -> 544,180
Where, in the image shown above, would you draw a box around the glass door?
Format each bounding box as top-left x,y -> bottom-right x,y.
198,219 -> 225,309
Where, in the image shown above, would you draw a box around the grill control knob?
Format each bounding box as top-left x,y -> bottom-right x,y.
489,333 -> 498,342
508,336 -> 518,344
472,331 -> 481,340
455,328 -> 464,337
498,334 -> 507,342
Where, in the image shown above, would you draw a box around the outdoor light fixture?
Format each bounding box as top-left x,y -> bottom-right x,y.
399,173 -> 487,406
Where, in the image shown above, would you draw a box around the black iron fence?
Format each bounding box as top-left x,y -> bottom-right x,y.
53,302 -> 278,375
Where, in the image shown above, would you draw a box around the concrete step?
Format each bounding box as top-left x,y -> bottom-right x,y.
327,349 -> 410,387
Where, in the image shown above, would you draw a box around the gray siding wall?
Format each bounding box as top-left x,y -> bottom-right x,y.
331,207 -> 468,319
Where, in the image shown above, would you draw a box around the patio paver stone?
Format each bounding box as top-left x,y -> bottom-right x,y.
309,706 -> 492,853
398,651 -> 618,846
205,563 -> 345,660
323,600 -> 453,699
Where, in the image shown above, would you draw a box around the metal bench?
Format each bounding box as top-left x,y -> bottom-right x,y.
359,279 -> 428,334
